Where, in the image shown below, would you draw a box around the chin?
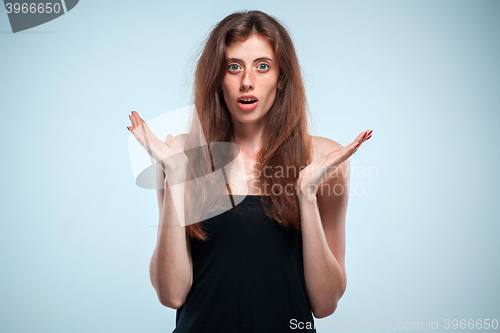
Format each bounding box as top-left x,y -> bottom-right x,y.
228,105 -> 270,124
238,110 -> 265,118
233,116 -> 261,124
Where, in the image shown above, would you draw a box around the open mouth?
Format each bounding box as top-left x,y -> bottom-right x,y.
237,97 -> 259,111
238,98 -> 257,104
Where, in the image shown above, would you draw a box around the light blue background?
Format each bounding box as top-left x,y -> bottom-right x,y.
1,0 -> 499,332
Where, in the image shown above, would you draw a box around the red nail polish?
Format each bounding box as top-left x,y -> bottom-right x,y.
355,143 -> 360,147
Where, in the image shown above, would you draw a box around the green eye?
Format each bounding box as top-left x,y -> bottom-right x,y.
259,64 -> 269,70
229,64 -> 240,71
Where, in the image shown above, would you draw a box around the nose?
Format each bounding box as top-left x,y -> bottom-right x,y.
240,70 -> 254,90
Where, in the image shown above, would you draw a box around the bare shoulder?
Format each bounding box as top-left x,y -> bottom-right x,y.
311,135 -> 345,161
311,136 -> 350,214
311,135 -> 350,189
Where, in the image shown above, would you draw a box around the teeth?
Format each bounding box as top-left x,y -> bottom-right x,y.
239,98 -> 256,102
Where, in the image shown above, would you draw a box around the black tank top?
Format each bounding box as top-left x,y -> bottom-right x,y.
173,195 -> 317,333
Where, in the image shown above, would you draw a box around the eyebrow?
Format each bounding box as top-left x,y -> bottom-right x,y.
226,57 -> 273,63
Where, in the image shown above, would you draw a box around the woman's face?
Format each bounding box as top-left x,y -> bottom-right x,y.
221,34 -> 280,126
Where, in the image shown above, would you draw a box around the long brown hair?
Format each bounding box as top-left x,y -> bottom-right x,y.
182,10 -> 313,241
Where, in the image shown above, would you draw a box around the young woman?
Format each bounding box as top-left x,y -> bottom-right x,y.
127,10 -> 372,332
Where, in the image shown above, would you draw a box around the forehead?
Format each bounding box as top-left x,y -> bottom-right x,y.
225,35 -> 275,60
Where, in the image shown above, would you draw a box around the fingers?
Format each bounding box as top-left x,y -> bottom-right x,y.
129,111 -> 139,128
361,130 -> 373,143
128,111 -> 151,138
315,131 -> 373,177
323,145 -> 352,168
127,111 -> 152,149
360,130 -> 373,142
351,130 -> 373,148
128,111 -> 141,134
345,142 -> 359,158
332,131 -> 371,162
319,130 -> 373,166
352,130 -> 372,153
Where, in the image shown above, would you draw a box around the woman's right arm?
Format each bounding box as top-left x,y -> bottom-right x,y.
149,134 -> 193,309
127,112 -> 193,309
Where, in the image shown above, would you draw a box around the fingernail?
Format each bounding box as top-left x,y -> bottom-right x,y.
355,143 -> 361,147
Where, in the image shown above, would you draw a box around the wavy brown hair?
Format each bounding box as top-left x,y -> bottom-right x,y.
182,10 -> 313,241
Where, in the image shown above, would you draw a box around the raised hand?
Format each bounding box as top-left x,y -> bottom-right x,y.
297,130 -> 372,198
127,111 -> 188,173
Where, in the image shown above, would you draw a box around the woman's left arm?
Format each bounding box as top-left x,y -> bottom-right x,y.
299,132 -> 372,318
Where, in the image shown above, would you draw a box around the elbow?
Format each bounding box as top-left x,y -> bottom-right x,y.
312,279 -> 347,319
152,275 -> 189,309
313,301 -> 338,319
151,278 -> 191,309
153,278 -> 192,309
149,256 -> 192,310
158,293 -> 186,309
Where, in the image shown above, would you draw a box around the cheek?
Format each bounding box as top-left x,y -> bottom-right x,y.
221,81 -> 229,97
263,76 -> 279,93
222,79 -> 237,96
263,81 -> 278,100
221,81 -> 235,108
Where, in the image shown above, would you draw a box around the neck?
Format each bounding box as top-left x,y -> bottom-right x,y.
230,121 -> 266,156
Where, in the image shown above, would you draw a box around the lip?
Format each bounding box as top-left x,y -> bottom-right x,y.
237,94 -> 259,102
237,94 -> 259,111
